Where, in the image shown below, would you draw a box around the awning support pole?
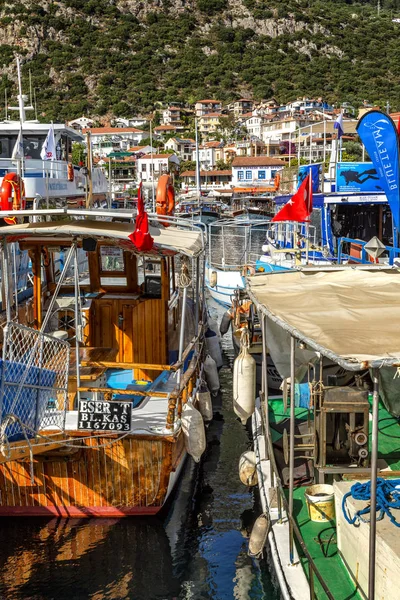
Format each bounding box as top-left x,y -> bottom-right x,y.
289,335 -> 296,564
368,368 -> 379,600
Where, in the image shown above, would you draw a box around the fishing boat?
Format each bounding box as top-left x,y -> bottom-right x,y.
245,265 -> 400,599
0,58 -> 108,208
0,201 -> 209,516
175,197 -> 227,225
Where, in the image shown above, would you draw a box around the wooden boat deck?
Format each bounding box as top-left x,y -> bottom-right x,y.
268,397 -> 400,599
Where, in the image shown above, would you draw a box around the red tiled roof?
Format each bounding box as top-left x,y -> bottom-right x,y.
232,156 -> 285,167
139,154 -> 176,159
196,99 -> 222,104
83,127 -> 143,134
154,125 -> 177,131
199,113 -> 221,118
180,170 -> 231,177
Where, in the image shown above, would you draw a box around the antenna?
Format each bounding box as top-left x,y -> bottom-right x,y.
4,88 -> 7,121
378,0 -> 381,15
33,87 -> 37,120
29,69 -> 33,106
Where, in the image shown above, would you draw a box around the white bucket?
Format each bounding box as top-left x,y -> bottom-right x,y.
305,484 -> 335,522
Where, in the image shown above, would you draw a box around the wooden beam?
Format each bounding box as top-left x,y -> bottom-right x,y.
32,246 -> 42,329
0,433 -> 67,463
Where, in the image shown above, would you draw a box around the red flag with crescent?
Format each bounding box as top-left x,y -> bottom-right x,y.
272,174 -> 313,222
129,182 -> 154,251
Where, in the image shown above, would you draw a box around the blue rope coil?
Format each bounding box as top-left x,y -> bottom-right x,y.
342,478 -> 400,528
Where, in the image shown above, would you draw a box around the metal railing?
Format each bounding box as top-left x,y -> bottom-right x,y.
337,236 -> 400,266
257,394 -> 334,600
207,218 -> 272,270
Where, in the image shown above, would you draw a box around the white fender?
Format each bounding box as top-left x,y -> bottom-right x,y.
205,330 -> 223,368
238,450 -> 258,486
209,270 -> 217,288
248,513 -> 270,558
196,387 -> 213,422
204,354 -> 220,394
181,402 -> 206,463
233,346 -> 256,425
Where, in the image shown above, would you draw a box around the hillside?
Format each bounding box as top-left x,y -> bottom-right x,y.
0,0 -> 400,121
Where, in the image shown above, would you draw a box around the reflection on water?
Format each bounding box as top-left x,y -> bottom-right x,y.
0,299 -> 278,600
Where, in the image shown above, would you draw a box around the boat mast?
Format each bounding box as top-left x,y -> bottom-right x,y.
16,57 -> 26,124
195,117 -> 201,203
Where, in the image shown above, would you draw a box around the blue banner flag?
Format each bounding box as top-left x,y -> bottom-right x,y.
298,163 -> 322,193
334,113 -> 344,139
357,110 -> 400,231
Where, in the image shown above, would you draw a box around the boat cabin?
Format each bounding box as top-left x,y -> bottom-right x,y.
0,213 -> 207,516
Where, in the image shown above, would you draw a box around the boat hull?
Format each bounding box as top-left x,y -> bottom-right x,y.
0,432 -> 186,517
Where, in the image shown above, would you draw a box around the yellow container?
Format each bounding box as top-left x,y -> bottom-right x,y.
305,484 -> 335,522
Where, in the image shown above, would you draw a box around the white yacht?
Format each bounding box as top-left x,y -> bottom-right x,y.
0,59 -> 108,207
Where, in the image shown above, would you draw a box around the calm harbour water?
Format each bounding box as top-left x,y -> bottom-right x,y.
0,300 -> 279,600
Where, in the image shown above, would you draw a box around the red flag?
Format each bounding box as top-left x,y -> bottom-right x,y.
128,182 -> 154,251
272,173 -> 313,222
397,119 -> 400,138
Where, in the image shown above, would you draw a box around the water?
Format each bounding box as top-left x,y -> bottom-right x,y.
0,300 -> 279,600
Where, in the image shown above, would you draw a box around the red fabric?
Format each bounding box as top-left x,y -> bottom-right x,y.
128,182 -> 154,251
272,174 -> 313,222
397,118 -> 400,138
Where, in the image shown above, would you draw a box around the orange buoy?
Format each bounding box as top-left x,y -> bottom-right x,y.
274,172 -> 281,191
0,172 -> 26,225
156,174 -> 175,226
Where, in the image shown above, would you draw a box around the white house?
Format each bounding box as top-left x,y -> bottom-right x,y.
162,107 -> 182,127
164,137 -> 195,161
195,141 -> 224,169
137,153 -> 180,184
113,117 -> 150,129
194,100 -> 222,117
244,115 -> 263,140
68,116 -> 94,131
231,156 -> 285,189
84,127 -> 147,157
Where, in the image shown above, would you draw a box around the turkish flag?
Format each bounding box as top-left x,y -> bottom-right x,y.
129,182 -> 154,251
272,173 -> 313,222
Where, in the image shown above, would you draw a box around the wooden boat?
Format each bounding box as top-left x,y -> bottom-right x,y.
246,265 -> 400,599
0,209 -> 207,516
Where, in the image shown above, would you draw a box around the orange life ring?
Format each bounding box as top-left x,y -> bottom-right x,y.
274,173 -> 281,191
67,162 -> 74,182
0,172 -> 26,225
156,174 -> 175,226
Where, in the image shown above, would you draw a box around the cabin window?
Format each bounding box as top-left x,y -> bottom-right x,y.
0,136 -> 16,158
23,136 -> 46,159
100,246 -> 124,272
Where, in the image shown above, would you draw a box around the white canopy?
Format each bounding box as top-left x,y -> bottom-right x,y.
247,267 -> 400,369
0,219 -> 204,257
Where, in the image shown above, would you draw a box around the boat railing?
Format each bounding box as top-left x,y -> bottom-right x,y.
0,158 -> 80,181
337,236 -> 400,266
0,321 -> 70,444
257,392 -> 335,600
207,220 -> 273,270
76,325 -> 206,433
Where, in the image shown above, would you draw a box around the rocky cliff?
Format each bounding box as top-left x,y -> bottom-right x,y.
0,0 -> 399,120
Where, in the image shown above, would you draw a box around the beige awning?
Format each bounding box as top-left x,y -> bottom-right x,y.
247,267 -> 400,368
0,219 -> 204,257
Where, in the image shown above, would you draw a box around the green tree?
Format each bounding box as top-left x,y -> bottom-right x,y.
72,142 -> 86,165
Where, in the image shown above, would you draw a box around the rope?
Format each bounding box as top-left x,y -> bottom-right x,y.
239,327 -> 250,351
179,259 -> 191,288
342,478 -> 400,528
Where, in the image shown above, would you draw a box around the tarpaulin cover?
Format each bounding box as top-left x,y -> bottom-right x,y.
0,219 -> 203,257
247,268 -> 400,366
